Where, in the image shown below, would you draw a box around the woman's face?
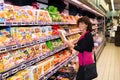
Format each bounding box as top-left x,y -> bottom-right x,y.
78,22 -> 87,32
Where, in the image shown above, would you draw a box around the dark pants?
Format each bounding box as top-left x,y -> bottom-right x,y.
76,66 -> 92,80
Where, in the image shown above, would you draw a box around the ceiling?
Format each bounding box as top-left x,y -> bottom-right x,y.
105,0 -> 120,11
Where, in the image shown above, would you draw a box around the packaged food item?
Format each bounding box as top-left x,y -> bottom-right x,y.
4,4 -> 15,22
57,38 -> 63,46
25,27 -> 33,43
26,9 -> 36,22
46,40 -> 53,50
34,44 -> 41,56
46,26 -> 52,37
52,25 -> 60,36
40,27 -> 47,39
35,62 -> 44,77
13,6 -> 22,22
7,74 -> 23,80
26,66 -> 38,80
46,6 -> 60,22
1,52 -> 15,70
53,53 -> 60,65
0,55 -> 4,72
0,8 -> 5,23
24,46 -> 35,60
41,43 -> 49,54
37,10 -> 52,22
17,70 -> 30,80
0,27 -> 16,47
43,59 -> 51,74
52,39 -> 58,49
16,27 -> 27,44
32,27 -> 41,41
12,50 -> 25,65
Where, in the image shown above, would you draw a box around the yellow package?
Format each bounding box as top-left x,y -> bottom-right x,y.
26,66 -> 38,80
35,62 -> 44,77
16,27 -> 27,44
4,4 -> 15,22
1,52 -> 15,70
7,74 -> 23,80
0,55 -> 4,72
16,70 -> 30,80
25,27 -> 33,43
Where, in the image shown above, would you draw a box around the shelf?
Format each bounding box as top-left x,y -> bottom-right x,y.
94,38 -> 106,60
0,44 -> 68,80
39,53 -> 77,80
0,22 -> 76,26
0,31 -> 81,54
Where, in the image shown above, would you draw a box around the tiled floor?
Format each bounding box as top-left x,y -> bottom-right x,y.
94,43 -> 120,80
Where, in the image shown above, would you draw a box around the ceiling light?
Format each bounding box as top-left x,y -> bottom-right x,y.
111,0 -> 115,11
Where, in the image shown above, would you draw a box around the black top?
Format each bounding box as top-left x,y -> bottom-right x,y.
74,32 -> 94,53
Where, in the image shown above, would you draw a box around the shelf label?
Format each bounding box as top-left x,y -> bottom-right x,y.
12,45 -> 17,50
21,44 -> 25,47
0,48 -> 6,53
2,72 -> 9,79
12,68 -> 18,74
21,64 -> 26,69
30,61 -> 35,65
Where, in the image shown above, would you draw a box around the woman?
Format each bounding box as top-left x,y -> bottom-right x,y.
64,16 -> 94,80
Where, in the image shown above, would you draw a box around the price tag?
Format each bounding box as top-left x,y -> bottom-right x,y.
12,68 -> 18,74
37,40 -> 40,43
21,44 -> 25,47
12,45 -> 17,50
0,48 -> 6,53
21,64 -> 26,69
2,72 -> 9,79
30,61 -> 35,65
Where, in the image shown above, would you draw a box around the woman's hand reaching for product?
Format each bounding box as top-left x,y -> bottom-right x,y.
64,40 -> 74,49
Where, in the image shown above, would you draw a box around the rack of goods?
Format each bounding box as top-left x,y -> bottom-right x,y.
0,0 -> 106,79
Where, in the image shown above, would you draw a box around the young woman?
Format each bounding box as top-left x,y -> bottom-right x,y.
64,16 -> 94,80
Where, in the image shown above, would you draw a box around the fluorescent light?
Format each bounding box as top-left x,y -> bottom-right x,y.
111,0 -> 115,11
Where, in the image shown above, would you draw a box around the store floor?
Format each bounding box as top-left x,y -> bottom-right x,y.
94,43 -> 120,80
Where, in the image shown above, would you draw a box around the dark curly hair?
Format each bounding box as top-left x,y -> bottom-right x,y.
77,16 -> 92,32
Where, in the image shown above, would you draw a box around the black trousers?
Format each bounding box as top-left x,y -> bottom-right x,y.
76,66 -> 92,80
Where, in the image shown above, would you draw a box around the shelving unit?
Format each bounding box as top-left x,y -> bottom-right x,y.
39,53 -> 77,80
94,38 -> 106,60
0,0 -> 106,80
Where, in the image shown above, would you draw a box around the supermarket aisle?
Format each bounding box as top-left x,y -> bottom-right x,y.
94,43 -> 120,80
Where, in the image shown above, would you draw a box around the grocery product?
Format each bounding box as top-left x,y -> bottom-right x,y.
37,10 -> 52,22
0,55 -> 4,72
33,44 -> 41,56
12,50 -> 26,64
16,70 -> 30,80
7,74 -> 23,80
41,42 -> 50,54
0,1 -> 4,23
0,27 -> 16,47
25,27 -> 33,43
43,59 -> 51,74
32,27 -> 41,41
46,6 -> 61,22
35,62 -> 43,77
46,26 -> 52,37
41,27 -> 47,39
26,66 -> 38,80
46,40 -> 53,50
52,25 -> 60,36
1,52 -> 15,70
4,4 -> 15,22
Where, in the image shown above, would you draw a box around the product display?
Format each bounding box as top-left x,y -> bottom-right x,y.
0,1 -> 105,80
6,49 -> 72,80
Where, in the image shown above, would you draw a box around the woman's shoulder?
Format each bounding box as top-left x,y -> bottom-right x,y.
85,32 -> 92,37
